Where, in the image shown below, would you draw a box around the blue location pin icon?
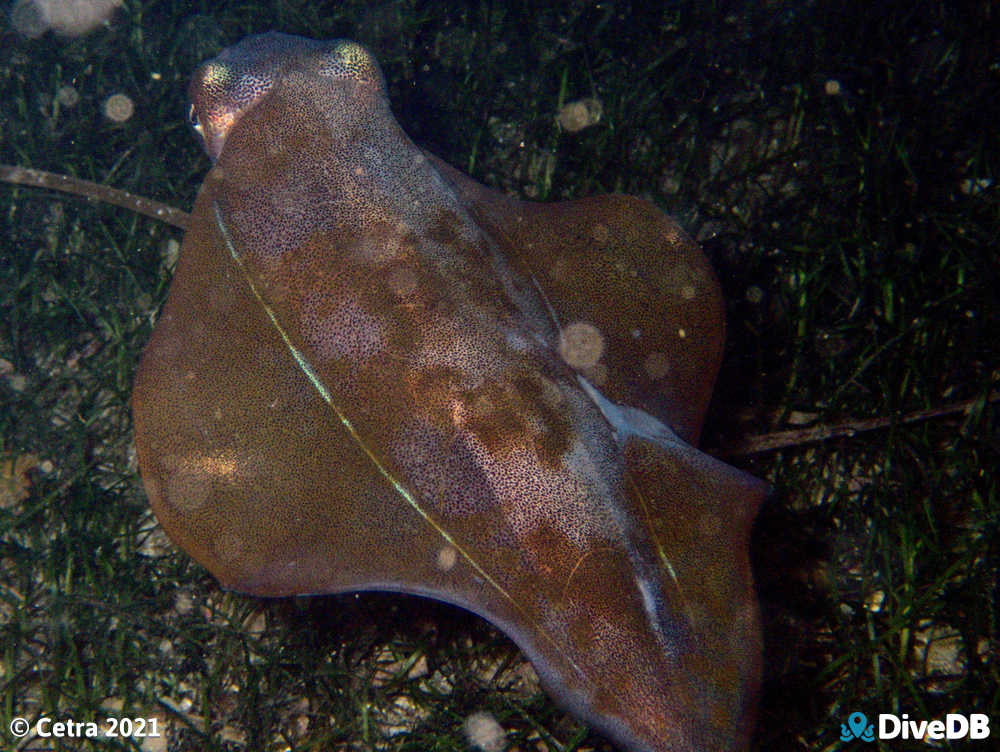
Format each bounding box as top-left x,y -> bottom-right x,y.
847,712 -> 871,741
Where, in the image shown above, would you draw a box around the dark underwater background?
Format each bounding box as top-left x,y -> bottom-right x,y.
1,1 -> 997,750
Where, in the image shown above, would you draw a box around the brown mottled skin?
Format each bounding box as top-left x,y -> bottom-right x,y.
132,33 -> 768,752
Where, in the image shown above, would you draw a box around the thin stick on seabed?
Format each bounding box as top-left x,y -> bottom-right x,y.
0,164 -> 189,229
714,391 -> 999,457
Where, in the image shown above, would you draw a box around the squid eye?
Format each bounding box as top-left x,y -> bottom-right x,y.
188,104 -> 201,130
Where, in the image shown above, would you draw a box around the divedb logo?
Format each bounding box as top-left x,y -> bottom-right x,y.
839,711 -> 990,742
